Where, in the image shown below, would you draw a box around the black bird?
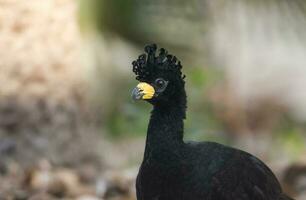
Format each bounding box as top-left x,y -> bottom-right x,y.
131,44 -> 293,200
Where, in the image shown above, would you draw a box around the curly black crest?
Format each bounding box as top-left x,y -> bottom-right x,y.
132,44 -> 185,82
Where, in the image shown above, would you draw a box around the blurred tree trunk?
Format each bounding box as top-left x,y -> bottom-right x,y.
0,0 -> 104,169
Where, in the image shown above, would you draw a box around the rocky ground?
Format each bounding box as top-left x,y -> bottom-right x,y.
0,159 -> 137,200
1,158 -> 306,200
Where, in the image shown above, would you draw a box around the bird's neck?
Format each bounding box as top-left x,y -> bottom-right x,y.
144,92 -> 186,157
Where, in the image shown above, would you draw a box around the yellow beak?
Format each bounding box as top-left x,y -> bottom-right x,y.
132,82 -> 155,100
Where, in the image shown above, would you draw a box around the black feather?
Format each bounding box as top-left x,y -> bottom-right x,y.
132,44 -> 185,82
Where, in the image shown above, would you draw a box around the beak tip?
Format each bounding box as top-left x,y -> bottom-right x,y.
131,87 -> 143,101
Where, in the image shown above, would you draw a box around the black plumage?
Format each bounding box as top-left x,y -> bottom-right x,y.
131,44 -> 293,200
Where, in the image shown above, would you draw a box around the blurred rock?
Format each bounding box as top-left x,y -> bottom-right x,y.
26,160 -> 94,198
97,168 -> 137,200
283,161 -> 306,198
77,195 -> 103,200
28,192 -> 54,200
78,164 -> 100,184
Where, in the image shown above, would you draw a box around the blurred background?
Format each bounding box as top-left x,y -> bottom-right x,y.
0,0 -> 306,199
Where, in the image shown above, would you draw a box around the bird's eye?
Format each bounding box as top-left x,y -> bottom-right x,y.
155,78 -> 165,88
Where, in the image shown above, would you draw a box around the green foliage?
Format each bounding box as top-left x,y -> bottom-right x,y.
78,0 -> 104,32
184,67 -> 225,142
106,100 -> 151,138
280,128 -> 305,159
274,116 -> 306,160
79,0 -> 145,41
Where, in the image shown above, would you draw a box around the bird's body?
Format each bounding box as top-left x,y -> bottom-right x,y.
131,44 -> 293,200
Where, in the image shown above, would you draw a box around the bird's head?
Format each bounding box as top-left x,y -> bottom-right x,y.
131,44 -> 186,106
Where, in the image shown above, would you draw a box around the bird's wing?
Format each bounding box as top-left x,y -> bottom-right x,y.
208,152 -> 288,200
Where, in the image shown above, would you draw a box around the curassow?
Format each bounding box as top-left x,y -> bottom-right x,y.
131,44 -> 293,200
